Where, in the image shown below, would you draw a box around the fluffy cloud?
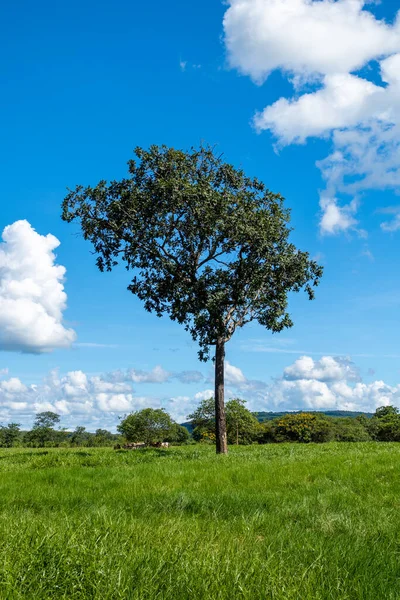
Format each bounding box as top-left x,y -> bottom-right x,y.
263,356 -> 400,411
283,355 -> 359,382
254,74 -> 383,143
1,357 -> 399,430
223,1 -> 400,234
0,220 -> 76,353
0,365 -> 212,429
224,0 -> 400,83
225,361 -> 247,384
211,356 -> 400,413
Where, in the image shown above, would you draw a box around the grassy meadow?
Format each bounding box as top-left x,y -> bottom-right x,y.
0,443 -> 399,599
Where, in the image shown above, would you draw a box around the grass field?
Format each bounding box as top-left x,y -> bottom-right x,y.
0,443 -> 399,599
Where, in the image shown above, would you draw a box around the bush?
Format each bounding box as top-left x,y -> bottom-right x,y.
274,413 -> 334,443
333,417 -> 371,442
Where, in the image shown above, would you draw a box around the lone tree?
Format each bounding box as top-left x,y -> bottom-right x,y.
62,145 -> 323,454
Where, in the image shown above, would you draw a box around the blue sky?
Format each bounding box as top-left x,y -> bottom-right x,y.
2,0 -> 400,430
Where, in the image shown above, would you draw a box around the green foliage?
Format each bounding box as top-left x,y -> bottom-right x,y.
226,398 -> 258,445
62,144 -> 323,361
332,417 -> 371,442
70,426 -> 90,447
188,396 -> 215,441
24,412 -> 62,448
166,423 -> 191,444
92,428 -> 115,446
274,413 -> 334,443
367,405 -> 400,441
256,410 -> 374,422
117,408 -> 176,444
33,411 -> 61,429
0,423 -> 21,448
189,397 -> 258,445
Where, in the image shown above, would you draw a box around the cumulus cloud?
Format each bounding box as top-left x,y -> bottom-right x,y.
262,356 -> 400,412
283,355 -> 359,382
0,221 -> 76,353
224,0 -> 400,83
223,1 -> 400,234
225,361 -> 247,384
0,364 -> 213,429
254,74 -> 383,143
1,356 -> 399,428
204,356 -> 399,413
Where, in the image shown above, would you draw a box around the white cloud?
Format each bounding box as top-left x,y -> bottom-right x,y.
319,196 -> 359,236
225,361 -> 247,384
223,1 -> 400,234
224,0 -> 400,83
264,356 -> 400,411
283,355 -> 359,382
254,74 -> 382,143
1,357 -> 399,429
0,221 -> 76,353
194,389 -> 214,401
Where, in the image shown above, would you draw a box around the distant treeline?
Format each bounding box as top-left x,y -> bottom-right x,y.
255,410 -> 374,422
187,400 -> 400,445
1,404 -> 399,449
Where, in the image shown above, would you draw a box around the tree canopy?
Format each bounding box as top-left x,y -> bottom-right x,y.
62,144 -> 323,453
118,408 -> 175,445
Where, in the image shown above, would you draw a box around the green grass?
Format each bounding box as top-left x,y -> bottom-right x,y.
0,443 -> 399,599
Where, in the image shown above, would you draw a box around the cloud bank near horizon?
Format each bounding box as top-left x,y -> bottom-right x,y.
0,356 -> 398,430
223,0 -> 400,235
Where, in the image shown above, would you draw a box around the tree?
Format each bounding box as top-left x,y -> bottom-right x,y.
226,399 -> 258,445
93,428 -> 114,446
275,413 -> 333,443
332,417 -> 371,442
27,412 -> 61,447
187,397 -> 215,441
62,145 -> 323,454
0,423 -> 20,448
166,423 -> 191,444
117,408 -> 175,445
34,412 -> 61,429
70,426 -> 90,446
189,396 -> 260,445
368,405 -> 400,441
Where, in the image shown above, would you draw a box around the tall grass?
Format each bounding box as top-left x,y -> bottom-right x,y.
0,443 -> 399,599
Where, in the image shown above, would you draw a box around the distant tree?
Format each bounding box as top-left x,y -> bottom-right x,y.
70,426 -> 90,446
332,417 -> 371,442
118,408 -> 175,445
189,397 -> 258,445
375,405 -> 399,419
368,405 -> 400,441
93,428 -> 114,446
26,412 -> 61,447
166,423 -> 191,444
256,420 -> 277,444
62,144 -> 323,454
188,397 -> 215,441
0,423 -> 20,448
275,413 -> 333,444
226,399 -> 258,445
34,412 -> 61,429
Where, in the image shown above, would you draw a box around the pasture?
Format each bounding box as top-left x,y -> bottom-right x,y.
0,443 -> 399,599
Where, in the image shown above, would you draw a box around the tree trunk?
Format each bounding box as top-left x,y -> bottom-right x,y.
215,337 -> 228,455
